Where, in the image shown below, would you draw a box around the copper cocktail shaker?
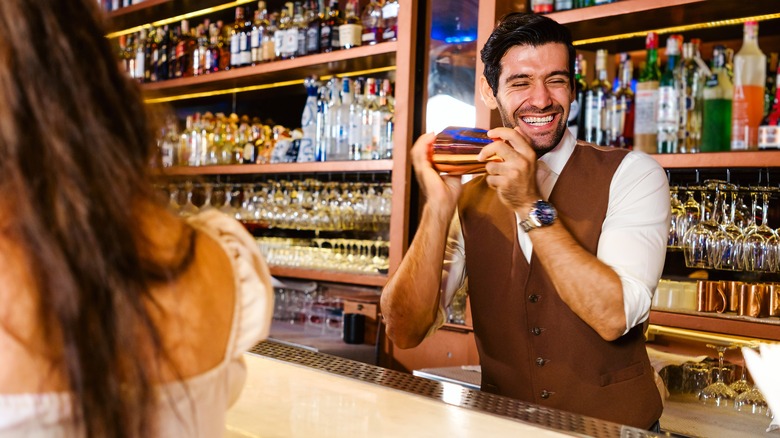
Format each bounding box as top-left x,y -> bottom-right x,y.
432,126 -> 501,175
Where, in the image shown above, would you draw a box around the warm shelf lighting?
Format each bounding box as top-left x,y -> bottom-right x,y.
646,324 -> 778,347
106,0 -> 256,39
573,13 -> 780,46
143,66 -> 396,104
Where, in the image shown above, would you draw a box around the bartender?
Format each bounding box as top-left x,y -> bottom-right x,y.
380,12 -> 669,431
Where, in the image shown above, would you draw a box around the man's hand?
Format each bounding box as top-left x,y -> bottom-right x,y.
411,132 -> 464,216
477,127 -> 542,216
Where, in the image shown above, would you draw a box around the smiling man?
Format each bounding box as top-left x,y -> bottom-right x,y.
380,13 -> 670,431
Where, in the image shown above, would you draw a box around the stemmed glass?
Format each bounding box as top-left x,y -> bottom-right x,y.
742,189 -> 777,272
179,181 -> 200,217
734,345 -> 770,414
668,187 -> 684,248
684,182 -> 721,269
699,344 -> 737,406
710,183 -> 743,270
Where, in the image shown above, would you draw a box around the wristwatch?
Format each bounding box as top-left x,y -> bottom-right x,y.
519,200 -> 557,232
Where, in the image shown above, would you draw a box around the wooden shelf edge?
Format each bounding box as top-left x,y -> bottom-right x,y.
652,151 -> 780,169
649,310 -> 780,341
140,42 -> 398,93
156,160 -> 394,176
270,267 -> 387,287
548,0 -> 705,24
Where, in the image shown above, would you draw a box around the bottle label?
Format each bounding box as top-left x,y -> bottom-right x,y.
251,28 -> 260,49
339,24 -> 362,48
282,29 -> 299,55
307,27 -> 320,52
759,125 -> 780,149
657,86 -> 679,124
382,3 -> 399,18
635,82 -> 659,135
382,27 -> 397,41
362,31 -> 378,43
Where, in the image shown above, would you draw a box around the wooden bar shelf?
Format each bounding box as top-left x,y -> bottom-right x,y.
651,151 -> 780,169
158,160 -> 394,176
649,309 -> 780,342
270,266 -> 387,287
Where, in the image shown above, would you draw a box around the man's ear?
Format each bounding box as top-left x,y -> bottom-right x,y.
479,76 -> 498,110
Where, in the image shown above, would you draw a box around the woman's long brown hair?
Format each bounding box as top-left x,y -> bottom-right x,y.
0,1 -> 191,436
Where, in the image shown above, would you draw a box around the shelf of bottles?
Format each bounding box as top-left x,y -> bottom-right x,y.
564,13 -> 780,161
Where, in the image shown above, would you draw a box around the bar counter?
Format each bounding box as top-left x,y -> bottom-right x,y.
225,341 -> 655,437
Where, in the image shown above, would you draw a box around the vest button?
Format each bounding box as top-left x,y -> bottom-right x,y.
535,357 -> 545,367
531,327 -> 542,336
541,390 -> 551,399
528,294 -> 539,303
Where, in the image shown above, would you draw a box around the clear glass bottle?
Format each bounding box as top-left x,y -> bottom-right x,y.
572,54 -> 587,140
381,0 -> 399,42
585,49 -> 610,146
230,8 -> 245,68
701,45 -> 733,152
305,0 -> 322,55
361,0 -> 384,45
292,1 -> 307,57
613,54 -> 634,148
679,40 -> 705,153
731,21 -> 766,150
634,31 -> 661,154
657,35 -> 682,154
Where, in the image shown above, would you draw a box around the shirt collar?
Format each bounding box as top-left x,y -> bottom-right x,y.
537,128 -> 576,178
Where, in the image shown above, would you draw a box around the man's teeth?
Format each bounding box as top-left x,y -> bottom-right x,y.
522,115 -> 554,125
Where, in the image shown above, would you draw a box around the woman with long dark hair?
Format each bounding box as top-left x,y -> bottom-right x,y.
0,1 -> 273,436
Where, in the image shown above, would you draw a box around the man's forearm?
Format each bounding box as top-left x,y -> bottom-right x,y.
529,222 -> 626,340
380,205 -> 453,349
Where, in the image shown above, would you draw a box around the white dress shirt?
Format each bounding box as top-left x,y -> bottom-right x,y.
436,130 -> 670,335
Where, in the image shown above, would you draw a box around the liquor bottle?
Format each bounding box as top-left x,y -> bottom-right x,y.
144,27 -> 156,83
634,31 -> 661,154
168,25 -> 180,79
176,20 -> 196,78
305,0 -> 322,55
315,83 -> 330,161
731,21 -> 766,150
292,2 -> 308,57
230,8 -> 245,68
156,26 -> 170,80
679,40 -> 705,153
702,46 -> 733,152
299,76 -> 320,162
241,7 -> 253,66
349,78 -> 366,160
531,0 -> 553,13
216,21 -> 232,71
192,23 -> 208,76
657,35 -> 682,154
758,69 -> 780,149
378,78 -> 395,158
279,3 -> 298,59
134,29 -> 147,82
260,6 -> 276,62
339,0 -> 362,50
613,54 -> 634,148
765,52 -> 778,117
251,3 -> 271,64
585,49 -> 610,146
361,0 -> 384,45
327,0 -> 342,51
319,0 -> 334,52
381,0 -> 399,42
568,53 -> 587,140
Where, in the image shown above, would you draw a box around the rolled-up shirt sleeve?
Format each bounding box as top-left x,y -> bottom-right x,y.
598,152 -> 670,334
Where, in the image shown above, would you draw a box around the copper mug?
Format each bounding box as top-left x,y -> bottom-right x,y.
432,126 -> 501,175
697,280 -> 727,313
767,283 -> 780,317
738,283 -> 769,318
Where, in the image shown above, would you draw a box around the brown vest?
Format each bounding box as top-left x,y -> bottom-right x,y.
458,143 -> 662,429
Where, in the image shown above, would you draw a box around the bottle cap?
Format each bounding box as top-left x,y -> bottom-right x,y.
645,32 -> 658,50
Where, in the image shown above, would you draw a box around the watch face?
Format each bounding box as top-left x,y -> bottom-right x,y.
534,201 -> 557,225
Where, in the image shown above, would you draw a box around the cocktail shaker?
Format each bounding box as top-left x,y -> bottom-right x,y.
432,126 -> 501,175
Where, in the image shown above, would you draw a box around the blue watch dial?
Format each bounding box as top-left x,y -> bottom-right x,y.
533,201 -> 556,226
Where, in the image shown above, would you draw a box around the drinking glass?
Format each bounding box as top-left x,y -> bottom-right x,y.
699,344 -> 737,406
179,181 -> 200,217
742,189 -> 776,272
684,182 -> 721,268
734,345 -> 769,414
710,184 -> 742,270
668,187 -> 684,248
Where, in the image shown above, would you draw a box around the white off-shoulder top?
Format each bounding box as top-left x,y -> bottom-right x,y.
0,210 -> 274,437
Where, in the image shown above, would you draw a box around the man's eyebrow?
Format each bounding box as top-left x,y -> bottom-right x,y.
503,70 -> 571,83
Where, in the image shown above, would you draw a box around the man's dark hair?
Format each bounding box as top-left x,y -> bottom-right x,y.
480,12 -> 576,96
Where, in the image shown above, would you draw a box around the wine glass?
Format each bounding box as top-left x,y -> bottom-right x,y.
699,344 -> 737,407
668,187 -> 684,248
710,183 -> 743,270
742,189 -> 776,272
683,182 -> 721,269
734,345 -> 769,414
179,181 -> 200,217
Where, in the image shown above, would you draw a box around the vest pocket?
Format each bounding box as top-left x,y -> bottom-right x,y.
599,362 -> 645,387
